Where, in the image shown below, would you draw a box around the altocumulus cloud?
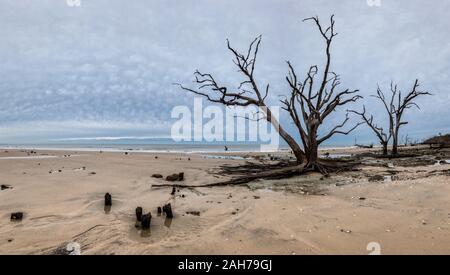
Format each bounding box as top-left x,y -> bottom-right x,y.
0,0 -> 449,144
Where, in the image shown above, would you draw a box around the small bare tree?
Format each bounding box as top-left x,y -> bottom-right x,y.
177,15 -> 362,172
374,80 -> 431,155
349,106 -> 391,155
281,15 -> 362,171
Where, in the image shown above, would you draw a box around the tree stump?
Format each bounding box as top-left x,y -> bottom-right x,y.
11,212 -> 23,221
178,172 -> 184,181
135,207 -> 143,222
104,193 -> 112,206
141,213 -> 152,229
163,203 -> 173,218
157,206 -> 162,215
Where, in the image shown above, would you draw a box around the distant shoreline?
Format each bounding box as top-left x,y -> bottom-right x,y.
0,144 -> 364,154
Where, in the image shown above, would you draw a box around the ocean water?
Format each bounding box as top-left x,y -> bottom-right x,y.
0,138 -> 355,153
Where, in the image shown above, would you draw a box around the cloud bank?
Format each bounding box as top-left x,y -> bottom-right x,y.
0,0 -> 448,144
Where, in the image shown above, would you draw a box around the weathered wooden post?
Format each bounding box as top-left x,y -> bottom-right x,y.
135,207 -> 143,222
163,203 -> 173,218
104,193 -> 112,206
141,213 -> 152,229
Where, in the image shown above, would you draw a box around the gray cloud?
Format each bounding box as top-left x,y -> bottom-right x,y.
0,0 -> 448,144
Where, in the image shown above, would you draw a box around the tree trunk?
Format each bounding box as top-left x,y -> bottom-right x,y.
264,107 -> 305,163
392,133 -> 399,155
382,142 -> 388,156
307,140 -> 319,165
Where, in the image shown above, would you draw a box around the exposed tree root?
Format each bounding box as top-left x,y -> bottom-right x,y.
151,159 -> 360,188
304,159 -> 361,175
151,164 -> 305,188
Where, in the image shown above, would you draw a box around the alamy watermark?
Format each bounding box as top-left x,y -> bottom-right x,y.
171,98 -> 280,151
66,0 -> 81,7
367,242 -> 381,255
367,0 -> 381,7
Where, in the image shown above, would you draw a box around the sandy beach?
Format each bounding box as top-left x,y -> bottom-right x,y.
0,146 -> 449,255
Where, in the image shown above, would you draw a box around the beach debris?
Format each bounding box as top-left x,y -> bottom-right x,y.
359,197 -> 366,200
89,172 -> 96,175
162,203 -> 173,218
181,194 -> 185,198
188,158 -> 191,161
171,186 -> 176,195
166,174 -> 179,181
186,211 -> 200,216
141,213 -> 152,229
386,163 -> 395,168
340,229 -> 352,234
368,175 -> 384,182
157,207 -> 162,215
52,242 -> 81,255
155,156 -> 158,159
151,174 -> 163,178
165,172 -> 185,181
124,152 -> 128,155
10,212 -> 23,221
253,195 -> 260,199
104,193 -> 112,206
1,184 -> 12,190
135,207 -> 143,222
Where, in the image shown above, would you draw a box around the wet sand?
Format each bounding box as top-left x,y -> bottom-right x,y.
0,147 -> 449,254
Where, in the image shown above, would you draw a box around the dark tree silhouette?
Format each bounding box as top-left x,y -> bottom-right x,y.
177,15 -> 362,173
373,80 -> 431,155
349,106 -> 391,155
281,15 -> 362,172
176,36 -> 305,163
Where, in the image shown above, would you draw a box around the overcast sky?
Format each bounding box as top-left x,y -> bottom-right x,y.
0,0 -> 448,144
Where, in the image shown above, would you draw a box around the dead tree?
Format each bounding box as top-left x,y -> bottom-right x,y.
176,36 -> 305,163
374,80 -> 431,155
349,106 -> 391,155
177,15 -> 361,173
281,15 -> 362,172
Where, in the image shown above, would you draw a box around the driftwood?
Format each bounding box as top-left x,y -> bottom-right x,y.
11,212 -> 23,221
